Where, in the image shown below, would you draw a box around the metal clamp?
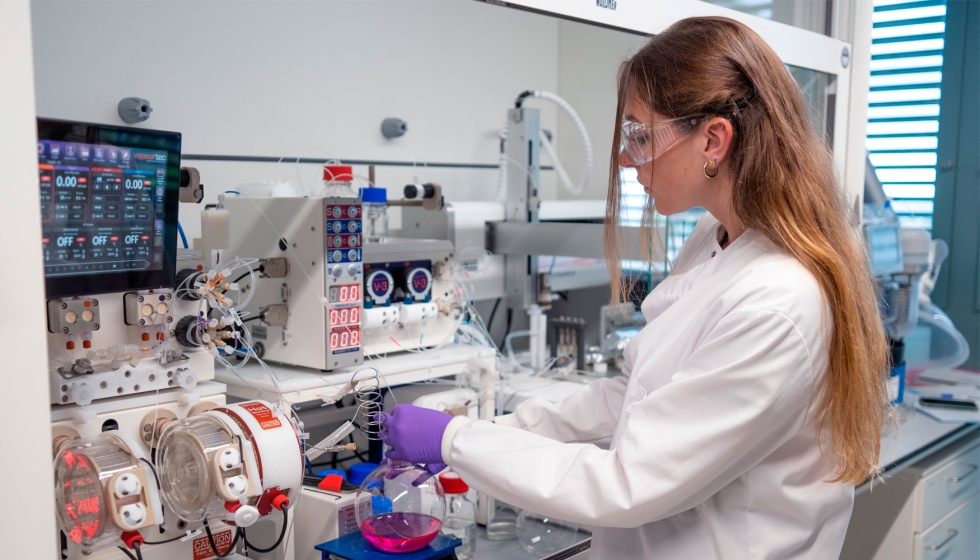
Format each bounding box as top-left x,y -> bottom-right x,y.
947,463 -> 978,483
924,528 -> 958,551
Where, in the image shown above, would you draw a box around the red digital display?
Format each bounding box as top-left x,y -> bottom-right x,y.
329,307 -> 360,327
330,327 -> 361,351
328,284 -> 361,304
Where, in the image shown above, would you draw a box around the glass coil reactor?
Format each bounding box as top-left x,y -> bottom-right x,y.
53,432 -> 164,552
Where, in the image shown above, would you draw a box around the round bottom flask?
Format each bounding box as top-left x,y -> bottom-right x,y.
354,461 -> 446,553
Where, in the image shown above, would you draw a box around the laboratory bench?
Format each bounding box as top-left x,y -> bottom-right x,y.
225,353 -> 977,560
464,408 -> 979,560
470,526 -> 591,560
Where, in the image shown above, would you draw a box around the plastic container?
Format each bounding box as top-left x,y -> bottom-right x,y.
360,187 -> 388,242
315,468 -> 347,480
348,462 -> 379,486
354,461 -> 446,553
517,509 -> 581,556
323,165 -> 356,197
438,472 -> 476,560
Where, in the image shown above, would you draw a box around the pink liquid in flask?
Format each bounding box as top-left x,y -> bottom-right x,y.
360,512 -> 443,553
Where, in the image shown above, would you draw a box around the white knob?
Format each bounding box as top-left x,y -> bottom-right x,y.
224,475 -> 248,498
219,448 -> 242,471
233,505 -> 260,527
119,503 -> 147,528
69,383 -> 94,407
114,473 -> 142,498
176,369 -> 198,389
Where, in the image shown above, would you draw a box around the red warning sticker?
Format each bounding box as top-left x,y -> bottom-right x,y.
240,401 -> 283,430
192,529 -> 232,560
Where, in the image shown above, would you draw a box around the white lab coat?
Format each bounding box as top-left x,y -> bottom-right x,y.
440,213 -> 855,559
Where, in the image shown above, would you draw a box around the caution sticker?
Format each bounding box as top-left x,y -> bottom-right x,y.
192,529 -> 233,560
240,401 -> 283,430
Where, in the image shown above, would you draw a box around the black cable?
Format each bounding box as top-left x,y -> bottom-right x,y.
303,474 -> 360,492
232,266 -> 263,286
485,298 -> 501,335
142,533 -> 188,545
309,451 -> 368,467
204,519 -> 242,558
241,315 -> 263,323
242,504 -> 289,553
514,89 -> 534,108
117,547 -> 137,560
138,458 -> 162,491
133,542 -> 144,560
500,307 -> 513,348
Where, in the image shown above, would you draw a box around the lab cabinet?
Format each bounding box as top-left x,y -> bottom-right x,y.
919,444 -> 980,530
841,434 -> 980,560
916,495 -> 979,560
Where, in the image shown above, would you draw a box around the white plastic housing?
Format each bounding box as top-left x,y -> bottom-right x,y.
363,306 -> 401,329
397,302 -> 438,325
155,400 -> 303,524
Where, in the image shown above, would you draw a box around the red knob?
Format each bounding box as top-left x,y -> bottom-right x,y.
120,531 -> 144,549
272,492 -> 290,511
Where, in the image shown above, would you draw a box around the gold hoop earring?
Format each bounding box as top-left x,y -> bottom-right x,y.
703,158 -> 718,179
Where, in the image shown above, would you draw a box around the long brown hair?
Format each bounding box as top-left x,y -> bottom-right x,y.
606,17 -> 888,484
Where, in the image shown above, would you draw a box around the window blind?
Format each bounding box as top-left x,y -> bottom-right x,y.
867,0 -> 947,230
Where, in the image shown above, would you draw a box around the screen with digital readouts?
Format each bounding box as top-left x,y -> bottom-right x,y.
38,119 -> 181,298
330,327 -> 361,352
328,284 -> 361,304
329,307 -> 360,327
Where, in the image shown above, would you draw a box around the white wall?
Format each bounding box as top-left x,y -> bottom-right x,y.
556,21 -> 648,199
30,0 -> 584,238
0,1 -> 58,555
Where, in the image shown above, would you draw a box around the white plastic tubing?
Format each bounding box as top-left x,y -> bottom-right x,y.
910,305 -> 970,370
497,90 -> 594,200
908,239 -> 969,370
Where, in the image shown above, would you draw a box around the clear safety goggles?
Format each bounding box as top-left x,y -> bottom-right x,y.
621,115 -> 703,166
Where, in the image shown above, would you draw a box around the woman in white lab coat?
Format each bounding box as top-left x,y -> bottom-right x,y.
379,16 -> 889,559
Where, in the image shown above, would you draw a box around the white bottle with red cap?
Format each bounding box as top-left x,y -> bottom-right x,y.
439,470 -> 476,559
322,165 -> 356,197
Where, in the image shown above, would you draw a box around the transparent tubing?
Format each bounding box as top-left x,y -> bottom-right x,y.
497,90 -> 594,200
908,304 -> 970,370
531,91 -> 594,196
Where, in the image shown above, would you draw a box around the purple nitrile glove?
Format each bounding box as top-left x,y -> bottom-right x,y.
378,456 -> 447,487
376,404 -> 452,466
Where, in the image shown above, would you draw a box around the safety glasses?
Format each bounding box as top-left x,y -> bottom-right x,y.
621,115 -> 703,166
